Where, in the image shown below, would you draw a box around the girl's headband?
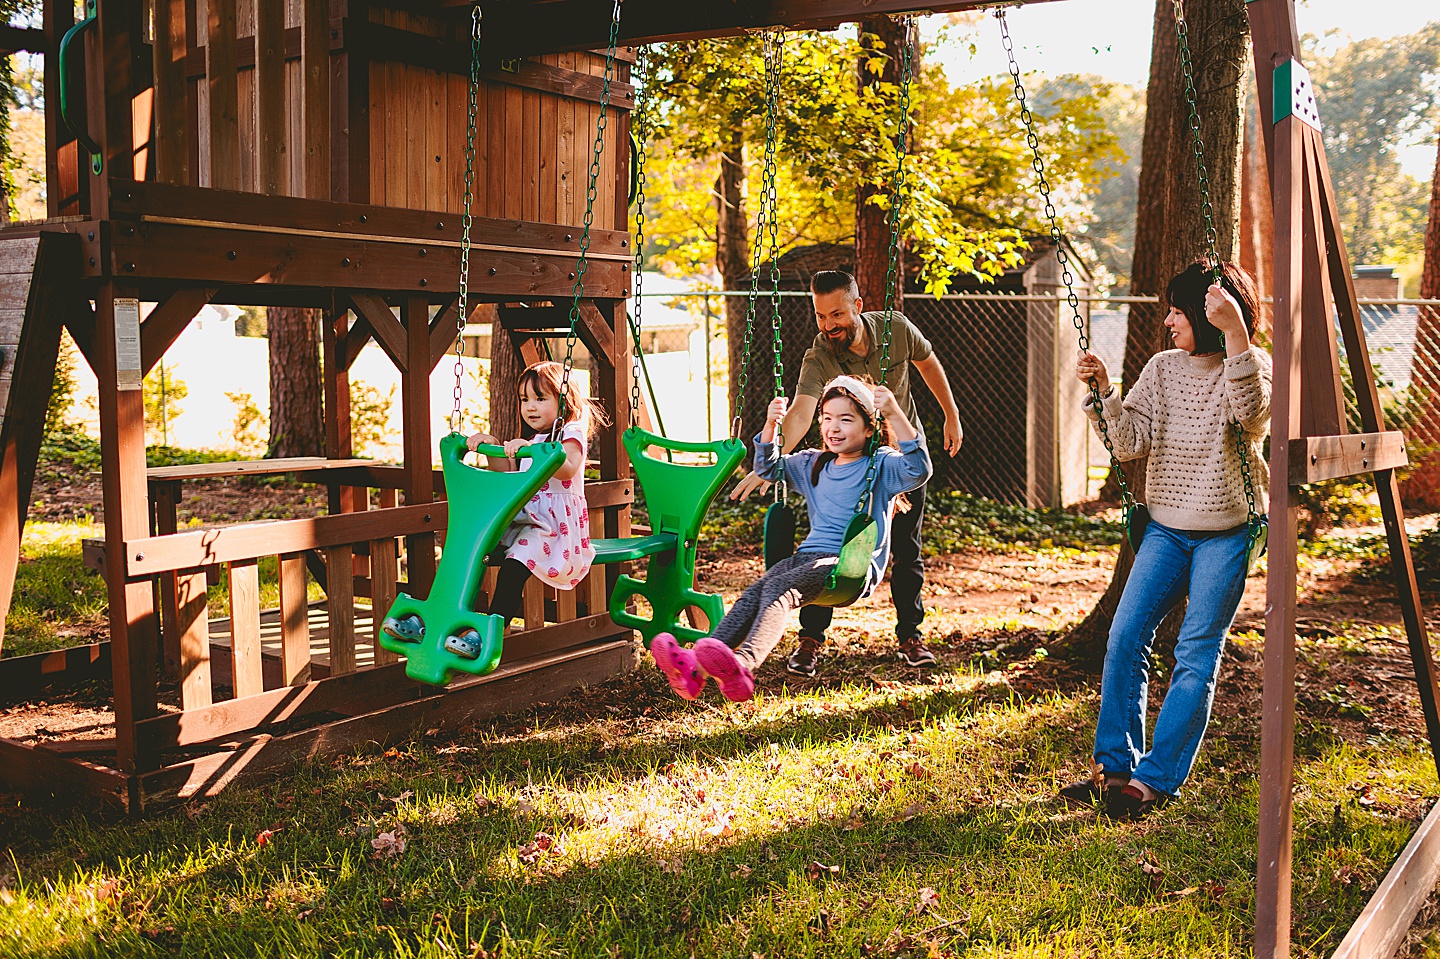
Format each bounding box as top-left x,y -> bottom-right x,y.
823,375 -> 876,416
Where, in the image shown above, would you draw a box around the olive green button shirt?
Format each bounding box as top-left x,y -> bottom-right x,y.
795,310 -> 933,426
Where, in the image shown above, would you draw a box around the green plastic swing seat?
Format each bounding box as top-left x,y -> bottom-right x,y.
605,426 -> 747,646
379,432 -> 566,686
763,505 -> 879,609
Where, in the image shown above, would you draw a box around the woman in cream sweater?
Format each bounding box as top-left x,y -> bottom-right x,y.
1061,260 -> 1271,821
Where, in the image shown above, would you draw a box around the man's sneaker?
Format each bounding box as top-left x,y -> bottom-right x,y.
897,636 -> 937,667
786,635 -> 823,677
382,614 -> 425,642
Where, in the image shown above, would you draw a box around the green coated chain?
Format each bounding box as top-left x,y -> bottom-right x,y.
452,5 -> 482,435
762,33 -> 785,497
731,31 -> 783,441
559,0 -> 624,432
1172,0 -> 1264,554
853,16 -> 914,517
629,45 -> 650,427
998,7 -> 1135,515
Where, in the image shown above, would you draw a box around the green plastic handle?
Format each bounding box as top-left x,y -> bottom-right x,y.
631,432 -> 747,457
58,14 -> 103,173
468,441 -> 551,460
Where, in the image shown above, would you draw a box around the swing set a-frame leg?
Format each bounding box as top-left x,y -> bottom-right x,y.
1249,3 -> 1440,955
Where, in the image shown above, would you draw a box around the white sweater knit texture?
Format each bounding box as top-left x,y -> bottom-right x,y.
1086,347 -> 1272,531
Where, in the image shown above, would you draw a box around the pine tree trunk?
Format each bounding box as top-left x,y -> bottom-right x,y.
854,16 -> 911,311
1239,73 -> 1275,318
716,134 -> 750,433
1063,0 -> 1250,668
1401,133 -> 1440,510
266,307 -> 324,457
487,305 -> 524,442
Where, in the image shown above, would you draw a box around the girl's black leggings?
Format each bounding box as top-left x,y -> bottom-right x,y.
488,558 -> 531,624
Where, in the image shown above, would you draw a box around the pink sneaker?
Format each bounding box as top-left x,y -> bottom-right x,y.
651,632 -> 705,700
693,638 -> 756,702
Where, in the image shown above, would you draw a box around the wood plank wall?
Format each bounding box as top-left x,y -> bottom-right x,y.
173,0 -> 625,228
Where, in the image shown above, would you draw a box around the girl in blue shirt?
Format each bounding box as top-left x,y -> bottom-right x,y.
652,376 -> 931,702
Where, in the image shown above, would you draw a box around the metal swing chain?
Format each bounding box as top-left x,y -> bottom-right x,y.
762,33 -> 786,501
451,5 -> 482,435
629,44 -> 650,428
731,30 -> 783,440
1172,0 -> 1263,551
559,0 -> 624,432
997,7 -> 1135,515
854,16 -> 914,516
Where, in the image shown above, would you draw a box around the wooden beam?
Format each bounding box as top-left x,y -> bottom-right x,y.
346,293 -> 409,372
1289,432 -> 1408,486
0,642 -> 110,702
429,296 -> 462,371
227,559 -> 265,699
133,640 -> 632,810
139,286 -> 218,375
109,222 -> 629,298
470,0 -> 1055,57
1331,800 -> 1440,959
331,0 -> 369,203
278,553 -> 311,686
302,0 -> 330,201
337,308 -> 375,373
43,0 -> 83,216
124,502 -> 447,577
577,299 -> 618,365
0,736 -> 129,808
107,179 -> 630,259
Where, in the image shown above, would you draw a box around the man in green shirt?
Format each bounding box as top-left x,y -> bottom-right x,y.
731,270 -> 963,674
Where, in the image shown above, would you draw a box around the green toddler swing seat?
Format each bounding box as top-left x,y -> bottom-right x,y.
378,428 -> 744,686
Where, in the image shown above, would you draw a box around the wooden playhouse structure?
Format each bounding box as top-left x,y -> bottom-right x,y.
0,0 -> 1434,955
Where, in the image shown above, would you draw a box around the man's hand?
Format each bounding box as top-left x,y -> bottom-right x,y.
730,470 -> 772,501
942,414 -> 963,456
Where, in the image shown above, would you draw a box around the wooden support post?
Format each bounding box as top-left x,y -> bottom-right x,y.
402,296 -> 436,596
331,0 -> 369,202
254,0 -> 285,196
372,487 -> 400,666
278,553 -> 311,686
175,569 -> 211,709
1255,106 -> 1307,959
326,545 -> 356,675
206,0 -> 240,191
323,306 -> 356,517
96,283 -> 160,773
153,480 -> 182,677
228,558 -> 264,698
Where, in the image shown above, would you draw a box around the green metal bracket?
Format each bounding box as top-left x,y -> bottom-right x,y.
1273,58 -> 1321,132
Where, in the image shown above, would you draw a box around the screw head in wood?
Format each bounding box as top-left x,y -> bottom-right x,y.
621,239 -> 628,248
342,257 -> 352,267
227,250 -> 237,261
436,222 -> 444,230
89,257 -> 96,267
359,214 -> 367,224
1363,459 -> 1369,469
135,552 -> 144,561
1360,440 -> 1367,450
424,514 -> 432,523
87,231 -> 94,240
419,248 -> 427,257
420,278 -> 428,286
124,262 -> 136,272
569,272 -> 576,280
489,267 -> 497,275
566,234 -> 573,242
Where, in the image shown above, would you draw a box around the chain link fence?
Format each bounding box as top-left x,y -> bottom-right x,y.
635,290 -> 1440,508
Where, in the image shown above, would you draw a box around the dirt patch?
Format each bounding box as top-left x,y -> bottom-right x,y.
29,468 -> 327,526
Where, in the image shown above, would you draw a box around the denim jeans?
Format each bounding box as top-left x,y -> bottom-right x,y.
1094,519 -> 1251,796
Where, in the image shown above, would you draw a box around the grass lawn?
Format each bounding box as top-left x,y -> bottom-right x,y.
2,645 -> 1437,958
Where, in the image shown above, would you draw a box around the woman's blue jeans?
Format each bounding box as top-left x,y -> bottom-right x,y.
1094,519 -> 1251,796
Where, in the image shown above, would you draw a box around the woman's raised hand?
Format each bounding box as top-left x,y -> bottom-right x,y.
1204,282 -> 1248,343
1076,352 -> 1111,394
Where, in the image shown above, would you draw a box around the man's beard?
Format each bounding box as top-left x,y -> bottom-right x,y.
825,325 -> 856,353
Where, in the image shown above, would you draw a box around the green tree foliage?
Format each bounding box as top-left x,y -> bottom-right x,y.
0,2 -> 41,219
1308,23 -> 1440,265
143,363 -> 188,445
1056,78 -> 1145,290
643,25 -> 1121,294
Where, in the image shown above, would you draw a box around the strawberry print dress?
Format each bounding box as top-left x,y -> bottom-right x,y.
499,421 -> 595,589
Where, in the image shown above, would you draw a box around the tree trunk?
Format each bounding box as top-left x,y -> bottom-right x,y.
1401,132 -> 1440,509
854,16 -> 912,311
266,307 -> 324,457
716,133 -> 751,434
487,305 -> 524,442
1064,0 -> 1250,667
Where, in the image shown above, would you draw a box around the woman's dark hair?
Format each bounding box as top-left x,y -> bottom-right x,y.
1166,260 -> 1262,355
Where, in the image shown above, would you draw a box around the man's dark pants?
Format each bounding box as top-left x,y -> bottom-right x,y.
797,481 -> 927,642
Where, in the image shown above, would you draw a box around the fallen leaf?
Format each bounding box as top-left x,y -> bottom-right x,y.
808,909 -> 831,935
915,886 -> 940,915
372,825 -> 408,859
1167,886 -> 1200,898
0,889 -> 14,906
906,762 -> 931,780
255,827 -> 279,847
706,808 -> 734,837
730,863 -> 754,879
379,896 -> 400,913
889,801 -> 925,823
842,808 -> 866,830
658,856 -> 684,875
805,860 -> 840,882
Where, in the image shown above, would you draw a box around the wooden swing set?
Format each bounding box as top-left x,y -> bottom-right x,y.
0,0 -> 1432,955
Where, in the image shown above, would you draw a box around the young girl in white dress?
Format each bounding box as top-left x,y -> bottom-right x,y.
381,360 -> 605,658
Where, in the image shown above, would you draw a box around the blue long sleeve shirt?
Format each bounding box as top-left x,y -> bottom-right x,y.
754,435 -> 932,591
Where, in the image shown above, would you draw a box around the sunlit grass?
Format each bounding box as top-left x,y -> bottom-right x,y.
1,661 -> 1434,958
